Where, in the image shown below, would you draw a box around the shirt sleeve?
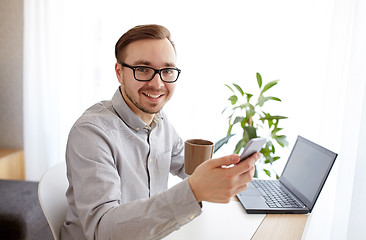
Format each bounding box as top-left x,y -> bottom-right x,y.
99,180 -> 201,240
66,122 -> 202,240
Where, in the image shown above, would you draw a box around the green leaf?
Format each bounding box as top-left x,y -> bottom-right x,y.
263,169 -> 271,177
256,73 -> 262,88
234,138 -> 245,154
262,141 -> 275,155
269,142 -> 275,154
233,83 -> 244,96
275,135 -> 288,147
225,84 -> 234,93
260,115 -> 288,121
246,93 -> 253,102
257,96 -> 282,107
271,127 -> 283,135
267,96 -> 281,102
257,95 -> 265,107
265,156 -> 280,164
264,156 -> 273,164
261,80 -> 279,94
233,116 -> 244,125
228,95 -> 238,105
243,126 -> 257,141
267,118 -> 273,128
214,134 -> 235,153
260,147 -> 269,157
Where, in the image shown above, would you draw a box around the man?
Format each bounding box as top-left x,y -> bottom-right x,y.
61,24 -> 259,240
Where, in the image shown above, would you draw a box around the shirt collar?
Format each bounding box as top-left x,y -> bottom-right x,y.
112,87 -> 163,132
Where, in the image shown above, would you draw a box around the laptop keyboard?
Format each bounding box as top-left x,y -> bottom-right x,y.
252,180 -> 304,208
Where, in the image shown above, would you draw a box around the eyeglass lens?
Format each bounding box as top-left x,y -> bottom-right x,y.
134,67 -> 179,82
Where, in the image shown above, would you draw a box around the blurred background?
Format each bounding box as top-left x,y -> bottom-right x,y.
1,0 -> 365,239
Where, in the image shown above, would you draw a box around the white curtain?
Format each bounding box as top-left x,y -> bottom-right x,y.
24,0 -> 118,180
24,0 -> 63,180
302,0 -> 366,238
24,0 -> 365,237
331,0 -> 366,238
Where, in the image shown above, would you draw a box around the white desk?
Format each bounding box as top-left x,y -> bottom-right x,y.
164,200 -> 308,240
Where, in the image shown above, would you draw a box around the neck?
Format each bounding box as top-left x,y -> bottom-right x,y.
140,114 -> 155,126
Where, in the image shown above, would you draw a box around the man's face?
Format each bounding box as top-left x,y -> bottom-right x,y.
115,38 -> 177,122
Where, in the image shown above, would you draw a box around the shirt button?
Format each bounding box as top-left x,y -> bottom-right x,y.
135,127 -> 140,131
189,215 -> 195,220
149,158 -> 152,163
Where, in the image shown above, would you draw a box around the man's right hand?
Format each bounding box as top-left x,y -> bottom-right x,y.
187,153 -> 260,203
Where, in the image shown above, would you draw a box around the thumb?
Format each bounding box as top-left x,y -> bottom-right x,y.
208,154 -> 240,168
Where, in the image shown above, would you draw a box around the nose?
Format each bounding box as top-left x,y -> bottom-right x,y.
148,72 -> 165,88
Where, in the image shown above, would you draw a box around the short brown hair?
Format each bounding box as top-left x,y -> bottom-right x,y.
115,24 -> 175,62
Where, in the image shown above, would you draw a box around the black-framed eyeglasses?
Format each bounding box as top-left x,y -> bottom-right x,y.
120,62 -> 181,83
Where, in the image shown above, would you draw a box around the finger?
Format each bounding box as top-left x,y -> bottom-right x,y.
233,167 -> 256,194
205,154 -> 240,169
237,166 -> 256,184
230,152 -> 260,175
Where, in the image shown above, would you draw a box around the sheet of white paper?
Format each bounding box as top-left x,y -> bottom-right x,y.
164,201 -> 266,240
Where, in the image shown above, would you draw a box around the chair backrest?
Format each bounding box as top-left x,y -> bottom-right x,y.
38,161 -> 69,240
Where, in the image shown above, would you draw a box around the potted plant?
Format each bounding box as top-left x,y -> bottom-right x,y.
214,73 -> 288,179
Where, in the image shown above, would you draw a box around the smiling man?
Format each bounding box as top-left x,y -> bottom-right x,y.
61,24 -> 259,240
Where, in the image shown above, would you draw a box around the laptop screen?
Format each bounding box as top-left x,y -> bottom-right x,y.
279,136 -> 337,211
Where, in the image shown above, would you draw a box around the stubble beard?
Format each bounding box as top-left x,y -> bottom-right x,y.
121,81 -> 164,115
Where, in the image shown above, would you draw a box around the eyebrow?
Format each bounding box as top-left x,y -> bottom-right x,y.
132,60 -> 176,68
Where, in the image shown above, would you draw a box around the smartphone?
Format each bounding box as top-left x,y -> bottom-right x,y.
239,137 -> 267,161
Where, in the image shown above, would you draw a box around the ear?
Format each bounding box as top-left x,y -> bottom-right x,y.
115,62 -> 123,84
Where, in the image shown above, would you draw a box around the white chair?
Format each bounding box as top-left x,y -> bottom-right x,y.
38,161 -> 69,240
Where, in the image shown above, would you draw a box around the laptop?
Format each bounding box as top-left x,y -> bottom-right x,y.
237,135 -> 337,214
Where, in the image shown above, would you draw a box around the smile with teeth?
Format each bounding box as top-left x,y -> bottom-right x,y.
143,93 -> 163,99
